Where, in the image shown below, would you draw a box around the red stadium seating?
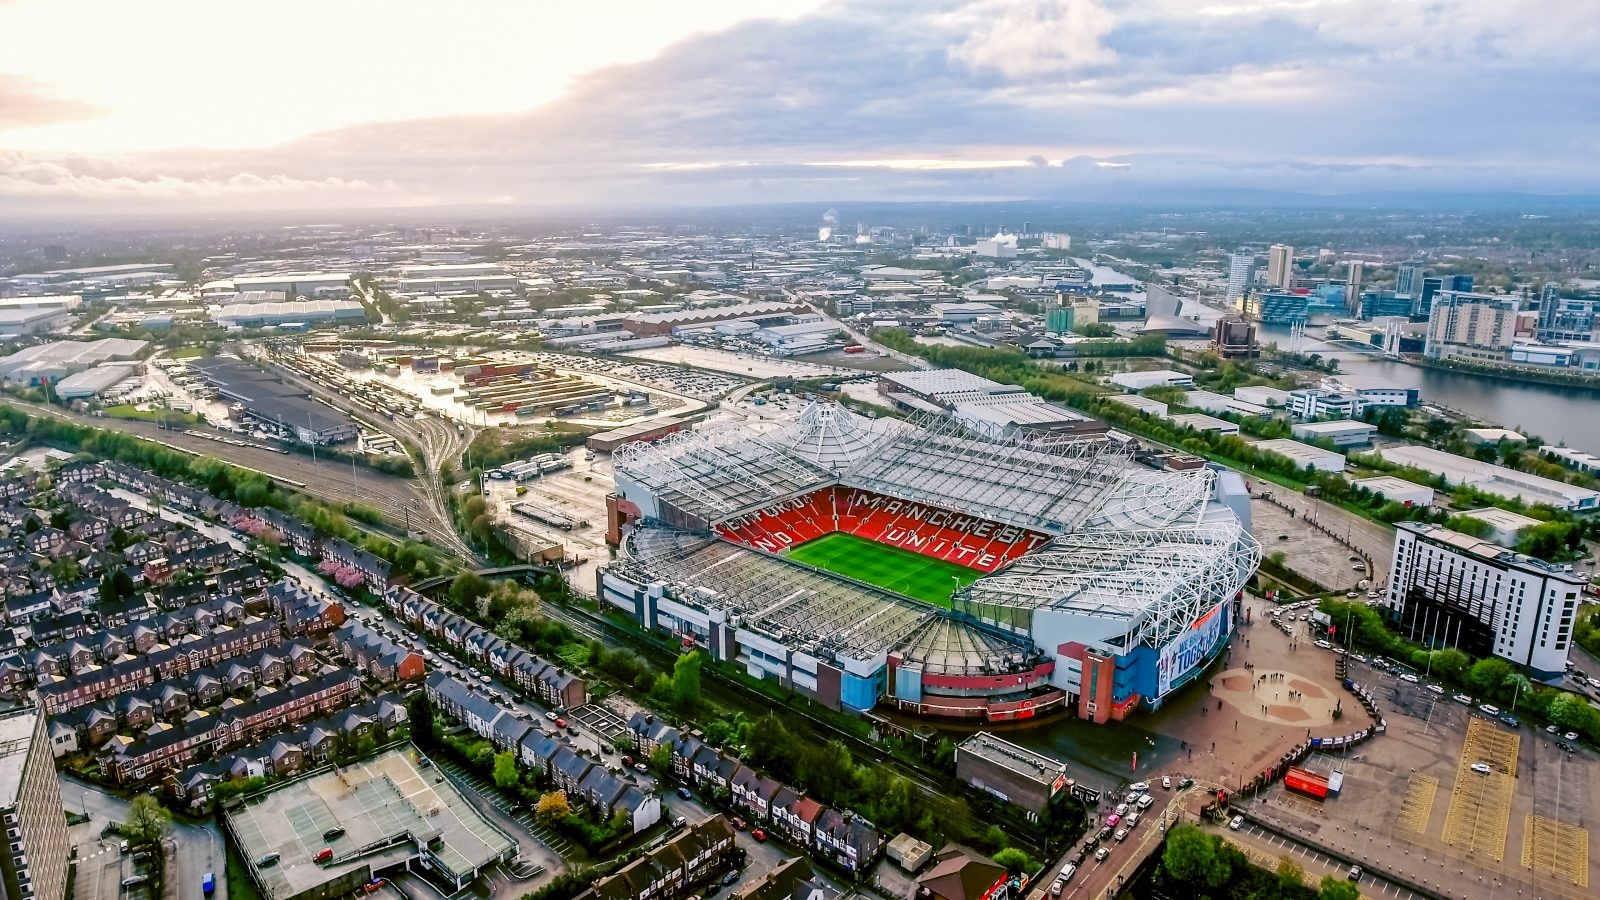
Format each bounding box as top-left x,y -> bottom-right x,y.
717,487 -> 1046,574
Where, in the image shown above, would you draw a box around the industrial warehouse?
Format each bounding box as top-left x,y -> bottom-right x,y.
599,395 -> 1259,725
192,357 -> 359,444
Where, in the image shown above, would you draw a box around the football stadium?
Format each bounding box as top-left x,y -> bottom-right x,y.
599,400 -> 1261,724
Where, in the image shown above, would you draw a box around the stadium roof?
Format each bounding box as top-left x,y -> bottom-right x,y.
771,402 -> 895,471
957,468 -> 1261,649
615,402 -> 1135,534
616,400 -> 1259,656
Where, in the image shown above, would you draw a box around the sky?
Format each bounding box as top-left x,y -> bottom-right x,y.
1,0 -> 1596,213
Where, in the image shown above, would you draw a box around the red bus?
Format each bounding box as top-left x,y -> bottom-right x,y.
844,345 -> 865,353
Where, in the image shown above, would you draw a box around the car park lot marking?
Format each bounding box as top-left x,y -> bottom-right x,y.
1397,774 -> 1438,836
1442,718 -> 1517,862
434,758 -> 576,857
1233,823 -> 1426,900
1523,815 -> 1589,888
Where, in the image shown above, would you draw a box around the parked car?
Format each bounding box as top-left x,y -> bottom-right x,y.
677,786 -> 694,800
1229,816 -> 1243,830
752,828 -> 768,842
1162,776 -> 1171,789
1471,763 -> 1492,775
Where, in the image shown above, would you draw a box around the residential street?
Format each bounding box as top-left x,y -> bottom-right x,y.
62,776 -> 226,900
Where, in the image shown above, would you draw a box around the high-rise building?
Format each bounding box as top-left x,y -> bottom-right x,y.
1535,285 -> 1600,343
1226,253 -> 1256,303
1345,261 -> 1365,316
0,706 -> 70,900
1385,522 -> 1582,679
1266,244 -> 1294,288
1418,277 -> 1443,320
1395,260 -> 1424,299
1450,274 -> 1474,292
1425,291 -> 1526,360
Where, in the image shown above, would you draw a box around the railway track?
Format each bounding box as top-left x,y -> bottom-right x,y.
261,358 -> 480,561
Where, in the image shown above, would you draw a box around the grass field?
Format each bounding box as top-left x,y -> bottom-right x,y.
785,531 -> 982,607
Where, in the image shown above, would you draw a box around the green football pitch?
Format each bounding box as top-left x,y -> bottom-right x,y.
784,531 -> 983,607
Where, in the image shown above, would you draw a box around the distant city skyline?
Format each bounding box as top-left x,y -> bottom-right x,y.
2,0 -> 1597,212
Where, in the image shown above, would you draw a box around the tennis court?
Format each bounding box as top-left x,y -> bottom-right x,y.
785,532 -> 982,606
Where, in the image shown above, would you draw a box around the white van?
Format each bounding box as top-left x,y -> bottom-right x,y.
1060,862 -> 1077,882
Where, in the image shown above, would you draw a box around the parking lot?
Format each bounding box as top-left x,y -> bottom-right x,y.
1221,820 -> 1429,900
1250,497 -> 1380,593
1243,651 -> 1600,899
432,755 -> 577,861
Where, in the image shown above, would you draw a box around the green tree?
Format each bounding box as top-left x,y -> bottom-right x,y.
124,794 -> 171,848
796,740 -> 857,802
1319,875 -> 1361,900
992,847 -> 1033,875
649,743 -> 674,777
1547,692 -> 1600,737
448,572 -> 490,613
406,692 -> 437,748
671,651 -> 703,712
1466,657 -> 1512,699
1161,825 -> 1229,891
493,751 -> 520,790
1428,648 -> 1470,683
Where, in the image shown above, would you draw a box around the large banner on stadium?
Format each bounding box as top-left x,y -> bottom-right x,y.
1156,600 -> 1228,697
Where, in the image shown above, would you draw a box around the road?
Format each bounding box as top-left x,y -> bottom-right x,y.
363,598 -> 626,767
107,486 -> 333,596
784,288 -> 932,370
62,776 -> 225,900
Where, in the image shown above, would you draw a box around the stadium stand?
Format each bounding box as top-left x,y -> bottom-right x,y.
714,487 -> 1048,573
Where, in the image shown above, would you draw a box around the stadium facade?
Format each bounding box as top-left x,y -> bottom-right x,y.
599,401 -> 1259,725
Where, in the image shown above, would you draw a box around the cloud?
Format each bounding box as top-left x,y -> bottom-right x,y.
0,152 -> 400,204
1,0 -> 1596,211
948,0 -> 1117,78
0,74 -> 99,130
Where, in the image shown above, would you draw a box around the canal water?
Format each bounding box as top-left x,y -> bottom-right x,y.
1254,321 -> 1600,451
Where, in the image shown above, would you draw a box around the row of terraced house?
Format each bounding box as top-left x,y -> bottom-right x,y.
99,667 -> 363,782
167,694 -> 409,810
425,671 -> 661,831
386,585 -> 586,708
627,712 -> 883,876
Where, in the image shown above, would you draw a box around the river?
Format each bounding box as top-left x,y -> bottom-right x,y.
1253,321 -> 1600,451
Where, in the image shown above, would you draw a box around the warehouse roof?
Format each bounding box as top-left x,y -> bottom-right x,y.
0,338 -> 147,378
54,363 -> 138,397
